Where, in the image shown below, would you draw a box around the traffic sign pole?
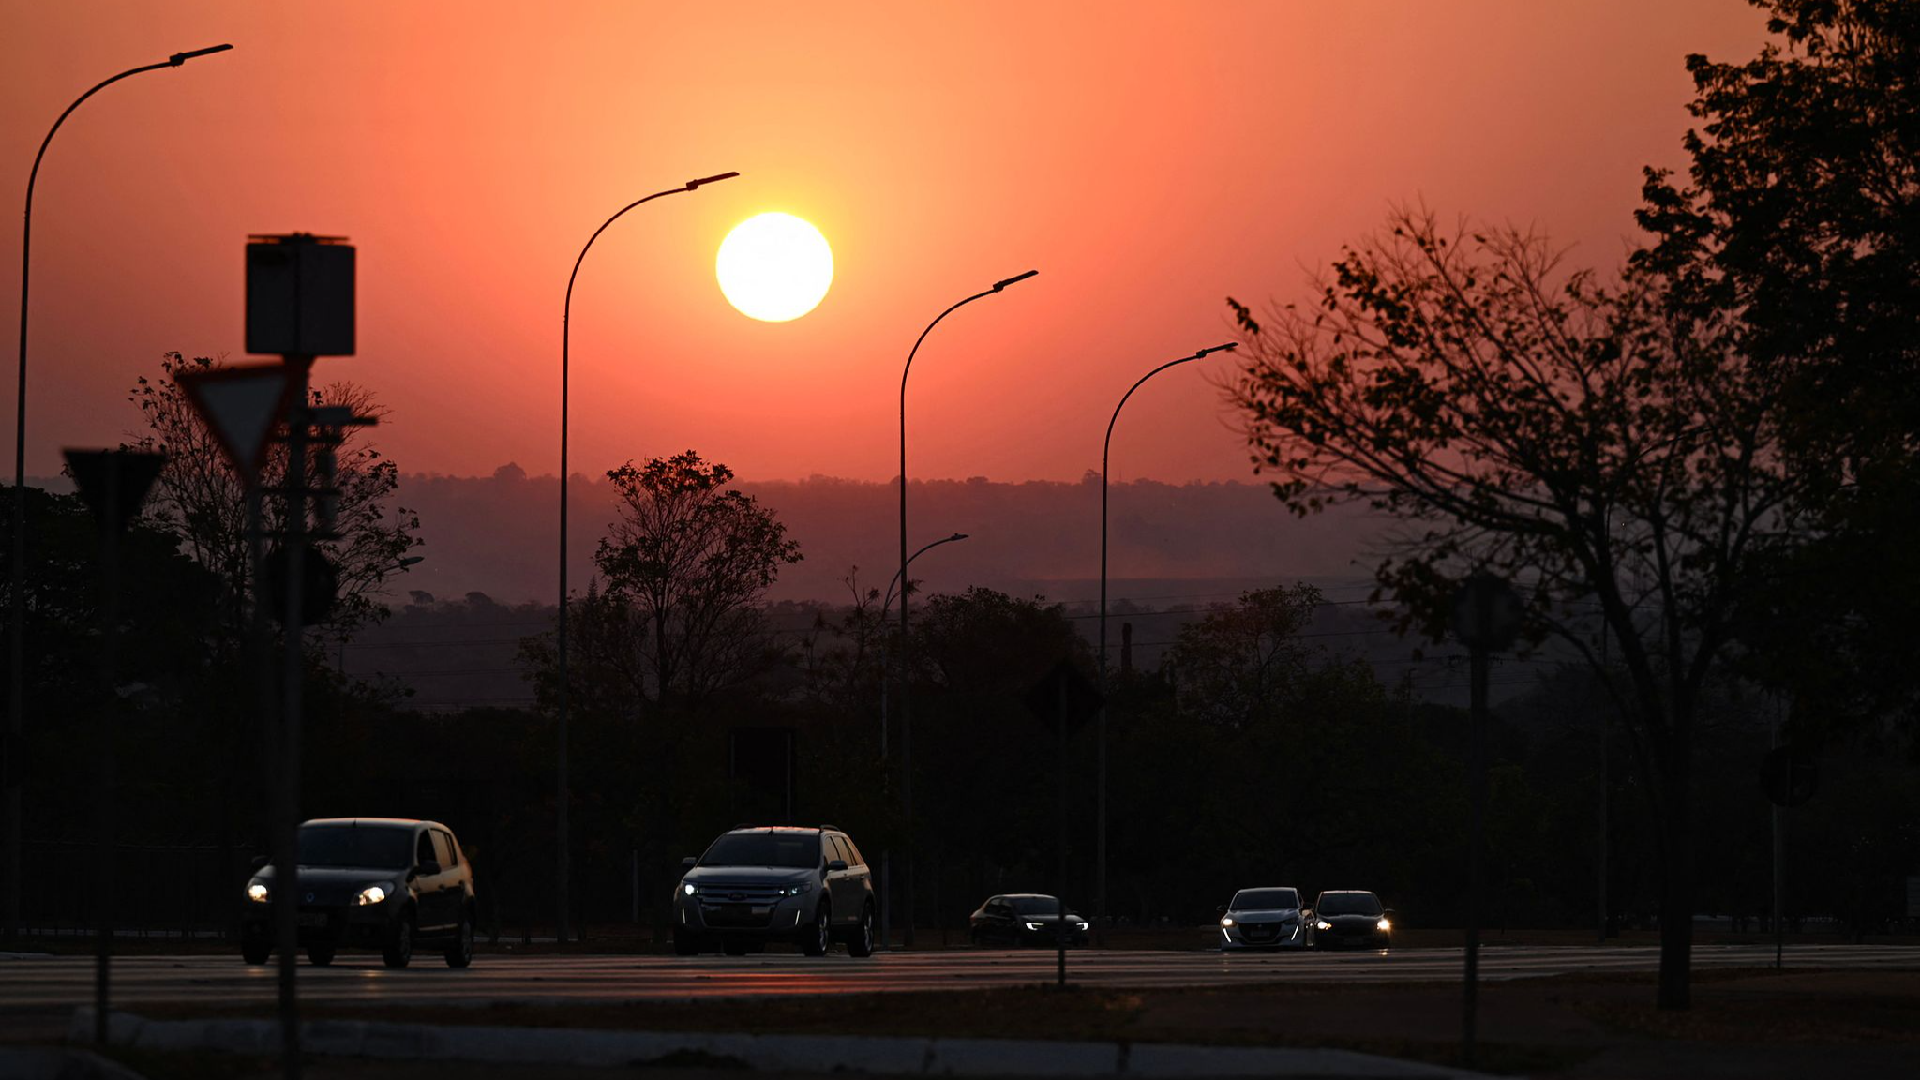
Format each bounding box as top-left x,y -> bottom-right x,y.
1056,676 -> 1068,989
1448,572 -> 1521,1072
63,448 -> 166,1046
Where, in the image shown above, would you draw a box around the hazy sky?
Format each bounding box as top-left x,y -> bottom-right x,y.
3,1 -> 1765,485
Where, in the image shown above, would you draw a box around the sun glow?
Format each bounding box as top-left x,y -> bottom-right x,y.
715,212 -> 833,322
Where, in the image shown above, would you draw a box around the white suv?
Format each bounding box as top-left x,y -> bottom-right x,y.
673,825 -> 876,957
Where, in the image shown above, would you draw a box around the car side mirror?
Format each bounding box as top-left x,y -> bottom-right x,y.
1216,904 -> 1228,916
250,854 -> 269,871
827,859 -> 848,872
415,860 -> 441,878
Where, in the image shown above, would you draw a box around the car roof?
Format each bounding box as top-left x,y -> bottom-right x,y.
1316,890 -> 1378,897
1001,892 -> 1059,900
726,826 -> 825,835
302,817 -> 441,831
1234,885 -> 1299,893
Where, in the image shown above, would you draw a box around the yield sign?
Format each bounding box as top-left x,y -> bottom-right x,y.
65,449 -> 167,534
175,362 -> 293,485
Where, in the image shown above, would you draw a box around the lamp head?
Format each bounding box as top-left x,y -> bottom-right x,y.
169,43 -> 233,66
686,172 -> 740,190
948,532 -> 969,542
1194,342 -> 1239,360
991,270 -> 1038,292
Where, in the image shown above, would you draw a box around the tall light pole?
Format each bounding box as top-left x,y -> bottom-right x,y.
877,530 -> 966,951
7,42 -> 233,943
557,171 -> 736,944
898,270 -> 1034,947
1096,342 -> 1235,927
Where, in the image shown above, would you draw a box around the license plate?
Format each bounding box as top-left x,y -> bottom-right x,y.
297,912 -> 328,928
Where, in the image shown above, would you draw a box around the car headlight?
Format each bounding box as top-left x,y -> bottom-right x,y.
682,882 -> 696,896
1025,921 -> 1046,931
779,882 -> 814,896
355,882 -> 394,907
1376,917 -> 1391,931
1220,916 -> 1235,927
1316,920 -> 1333,931
246,881 -> 269,904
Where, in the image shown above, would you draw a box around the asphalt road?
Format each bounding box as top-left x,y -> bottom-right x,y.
6,943 -> 1918,1011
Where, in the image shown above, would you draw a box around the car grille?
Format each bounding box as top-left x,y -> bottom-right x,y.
694,881 -> 789,928
1242,923 -> 1281,942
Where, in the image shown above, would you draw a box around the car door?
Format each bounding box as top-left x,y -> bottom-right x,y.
988,898 -> 1016,942
411,829 -> 450,930
430,829 -> 466,928
823,835 -> 856,923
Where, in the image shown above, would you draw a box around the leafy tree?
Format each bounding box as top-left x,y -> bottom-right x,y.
586,450 -> 802,713
1636,0 -> 1920,733
1162,584 -> 1322,730
908,588 -> 1089,910
128,352 -> 423,641
519,450 -> 802,931
1225,209 -> 1799,1008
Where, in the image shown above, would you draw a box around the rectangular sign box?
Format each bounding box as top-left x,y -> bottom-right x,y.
246,234 -> 354,356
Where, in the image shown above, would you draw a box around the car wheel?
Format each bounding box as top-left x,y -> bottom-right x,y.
847,904 -> 875,958
382,914 -> 415,969
801,901 -> 831,956
241,937 -> 271,966
444,907 -> 475,968
672,930 -> 701,956
306,944 -> 336,967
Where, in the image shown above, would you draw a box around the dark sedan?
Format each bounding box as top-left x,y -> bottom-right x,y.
1311,890 -> 1391,949
968,893 -> 1089,946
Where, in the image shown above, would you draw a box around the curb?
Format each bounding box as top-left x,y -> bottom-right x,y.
70,1008 -> 1492,1078
0,1046 -> 148,1080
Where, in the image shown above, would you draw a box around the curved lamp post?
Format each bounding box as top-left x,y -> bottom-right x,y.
898,270 -> 1034,946
876,530 -> 965,951
7,42 -> 233,943
1096,342 -> 1235,924
556,171 -> 736,943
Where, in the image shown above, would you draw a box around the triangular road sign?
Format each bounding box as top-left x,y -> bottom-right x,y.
65,449 -> 168,534
175,362 -> 292,485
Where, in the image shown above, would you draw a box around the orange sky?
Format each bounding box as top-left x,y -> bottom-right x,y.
3,1 -> 1766,485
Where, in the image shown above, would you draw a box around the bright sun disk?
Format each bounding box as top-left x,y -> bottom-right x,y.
716,212 -> 832,322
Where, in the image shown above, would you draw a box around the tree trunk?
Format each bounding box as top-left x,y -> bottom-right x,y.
1656,725 -> 1693,1010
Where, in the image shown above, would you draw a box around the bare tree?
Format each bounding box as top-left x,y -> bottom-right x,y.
129,352 -> 422,641
1226,209 -> 1802,1009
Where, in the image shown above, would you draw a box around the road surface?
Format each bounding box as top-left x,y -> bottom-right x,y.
5,943 -> 1917,1011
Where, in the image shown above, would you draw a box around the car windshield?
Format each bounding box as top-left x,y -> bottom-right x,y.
1318,892 -> 1383,916
1232,888 -> 1300,911
297,825 -> 414,869
1009,895 -> 1071,915
701,833 -> 819,868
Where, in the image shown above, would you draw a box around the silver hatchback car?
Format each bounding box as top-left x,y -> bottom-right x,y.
1219,885 -> 1311,951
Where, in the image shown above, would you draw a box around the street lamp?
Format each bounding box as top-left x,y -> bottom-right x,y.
898,269 -> 1034,946
7,41 -> 233,943
556,171 -> 736,944
1096,342 -> 1235,925
876,530 -> 966,951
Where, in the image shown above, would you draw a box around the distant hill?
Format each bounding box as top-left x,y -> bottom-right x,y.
389,466 -> 1388,608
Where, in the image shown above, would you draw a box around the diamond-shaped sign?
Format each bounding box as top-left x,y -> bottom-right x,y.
64,449 -> 167,535
1023,658 -> 1104,737
175,362 -> 293,485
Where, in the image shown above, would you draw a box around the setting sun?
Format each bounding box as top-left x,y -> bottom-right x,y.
715,212 -> 833,323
